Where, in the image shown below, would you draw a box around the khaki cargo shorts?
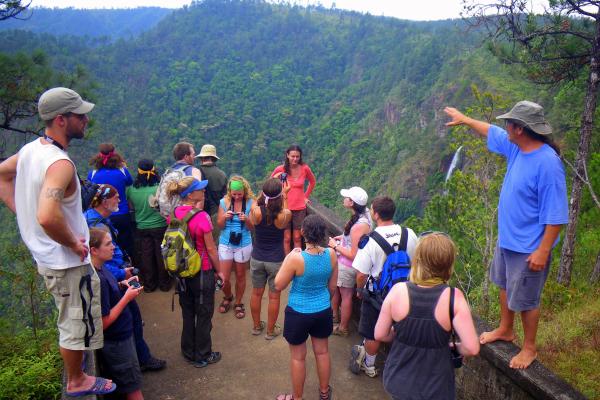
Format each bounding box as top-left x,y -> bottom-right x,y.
38,264 -> 103,351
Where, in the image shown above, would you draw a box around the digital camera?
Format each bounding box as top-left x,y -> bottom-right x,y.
279,172 -> 288,182
129,280 -> 141,289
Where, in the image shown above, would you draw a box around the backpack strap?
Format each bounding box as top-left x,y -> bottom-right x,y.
369,230 -> 394,256
182,208 -> 202,224
398,226 -> 408,251
449,286 -> 458,348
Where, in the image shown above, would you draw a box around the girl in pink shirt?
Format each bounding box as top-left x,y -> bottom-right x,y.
271,145 -> 316,254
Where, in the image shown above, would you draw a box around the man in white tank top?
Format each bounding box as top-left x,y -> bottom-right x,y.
0,88 -> 116,396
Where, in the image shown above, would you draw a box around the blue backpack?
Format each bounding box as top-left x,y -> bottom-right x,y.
366,227 -> 411,309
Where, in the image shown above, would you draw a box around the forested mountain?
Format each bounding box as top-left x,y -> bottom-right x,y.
0,7 -> 172,39
0,0 -> 549,216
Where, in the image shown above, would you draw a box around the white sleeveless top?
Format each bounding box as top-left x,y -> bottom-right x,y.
15,138 -> 90,269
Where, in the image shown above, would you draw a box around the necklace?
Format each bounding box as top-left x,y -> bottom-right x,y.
305,245 -> 323,255
43,134 -> 65,150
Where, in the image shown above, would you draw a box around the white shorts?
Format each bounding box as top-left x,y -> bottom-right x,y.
218,243 -> 253,263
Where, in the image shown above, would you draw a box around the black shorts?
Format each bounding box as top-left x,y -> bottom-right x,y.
358,299 -> 380,341
283,305 -> 333,345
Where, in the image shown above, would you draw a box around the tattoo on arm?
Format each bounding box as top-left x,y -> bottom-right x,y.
45,187 -> 65,201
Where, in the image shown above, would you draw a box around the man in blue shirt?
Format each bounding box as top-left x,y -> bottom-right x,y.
444,101 -> 568,369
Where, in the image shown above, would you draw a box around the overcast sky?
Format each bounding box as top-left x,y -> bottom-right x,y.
31,0 -> 469,21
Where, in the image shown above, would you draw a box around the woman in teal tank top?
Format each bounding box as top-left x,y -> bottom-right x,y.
274,215 -> 338,400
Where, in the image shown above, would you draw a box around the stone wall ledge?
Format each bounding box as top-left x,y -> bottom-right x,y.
308,201 -> 588,400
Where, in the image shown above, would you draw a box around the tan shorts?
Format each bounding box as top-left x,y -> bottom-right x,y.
337,265 -> 357,288
38,264 -> 103,351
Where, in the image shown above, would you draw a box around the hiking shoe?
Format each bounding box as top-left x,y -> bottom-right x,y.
360,360 -> 378,378
251,321 -> 266,336
140,356 -> 166,372
349,344 -> 365,375
265,324 -> 281,340
203,351 -> 222,365
332,325 -> 349,337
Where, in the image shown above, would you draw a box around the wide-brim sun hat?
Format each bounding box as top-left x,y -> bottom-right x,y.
196,144 -> 220,159
340,186 -> 368,206
496,100 -> 552,136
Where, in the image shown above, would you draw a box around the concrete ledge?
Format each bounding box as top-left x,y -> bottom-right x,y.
307,203 -> 588,400
457,318 -> 588,400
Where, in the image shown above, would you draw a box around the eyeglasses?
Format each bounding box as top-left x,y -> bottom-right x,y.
419,230 -> 451,239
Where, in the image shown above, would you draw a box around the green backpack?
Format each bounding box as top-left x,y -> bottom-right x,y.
162,208 -> 202,278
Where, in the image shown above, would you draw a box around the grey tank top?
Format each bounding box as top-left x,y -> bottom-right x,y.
382,282 -> 455,400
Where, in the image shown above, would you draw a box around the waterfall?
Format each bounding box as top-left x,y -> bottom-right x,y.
445,145 -> 463,183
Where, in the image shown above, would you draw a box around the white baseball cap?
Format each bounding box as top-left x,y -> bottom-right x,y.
340,186 -> 368,206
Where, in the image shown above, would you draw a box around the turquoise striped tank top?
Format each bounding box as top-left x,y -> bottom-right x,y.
288,248 -> 332,313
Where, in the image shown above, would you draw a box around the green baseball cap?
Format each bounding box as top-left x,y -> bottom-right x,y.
38,87 -> 95,121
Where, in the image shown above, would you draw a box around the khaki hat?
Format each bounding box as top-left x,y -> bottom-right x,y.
496,100 -> 552,136
196,144 -> 220,159
38,87 -> 94,121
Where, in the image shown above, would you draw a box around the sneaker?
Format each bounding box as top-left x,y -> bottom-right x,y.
265,324 -> 281,340
203,351 -> 222,365
251,321 -> 266,336
332,325 -> 349,337
140,356 -> 166,372
360,360 -> 378,378
349,344 -> 365,375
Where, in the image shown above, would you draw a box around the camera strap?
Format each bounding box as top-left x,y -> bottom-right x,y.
229,198 -> 247,231
449,286 -> 458,350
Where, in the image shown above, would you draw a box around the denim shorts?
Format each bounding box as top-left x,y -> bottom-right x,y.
358,298 -> 380,340
218,243 -> 252,263
283,306 -> 333,345
490,244 -> 551,312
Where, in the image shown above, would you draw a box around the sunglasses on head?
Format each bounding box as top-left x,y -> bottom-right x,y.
419,230 -> 451,239
93,186 -> 112,203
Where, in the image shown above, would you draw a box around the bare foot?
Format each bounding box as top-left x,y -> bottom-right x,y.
510,348 -> 537,369
479,328 -> 515,344
67,373 -> 113,393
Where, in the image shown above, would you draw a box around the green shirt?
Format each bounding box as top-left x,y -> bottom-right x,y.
126,185 -> 167,230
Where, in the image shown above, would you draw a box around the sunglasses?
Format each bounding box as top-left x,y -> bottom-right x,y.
92,185 -> 112,203
419,230 -> 451,239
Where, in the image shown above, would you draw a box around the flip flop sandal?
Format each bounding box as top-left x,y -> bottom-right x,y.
252,321 -> 266,335
66,376 -> 116,397
275,394 -> 294,400
234,303 -> 246,319
218,296 -> 234,313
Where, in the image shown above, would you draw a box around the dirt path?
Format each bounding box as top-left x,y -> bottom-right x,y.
137,273 -> 388,399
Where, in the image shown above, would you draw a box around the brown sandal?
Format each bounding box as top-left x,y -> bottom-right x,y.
218,296 -> 233,313
234,303 -> 246,319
